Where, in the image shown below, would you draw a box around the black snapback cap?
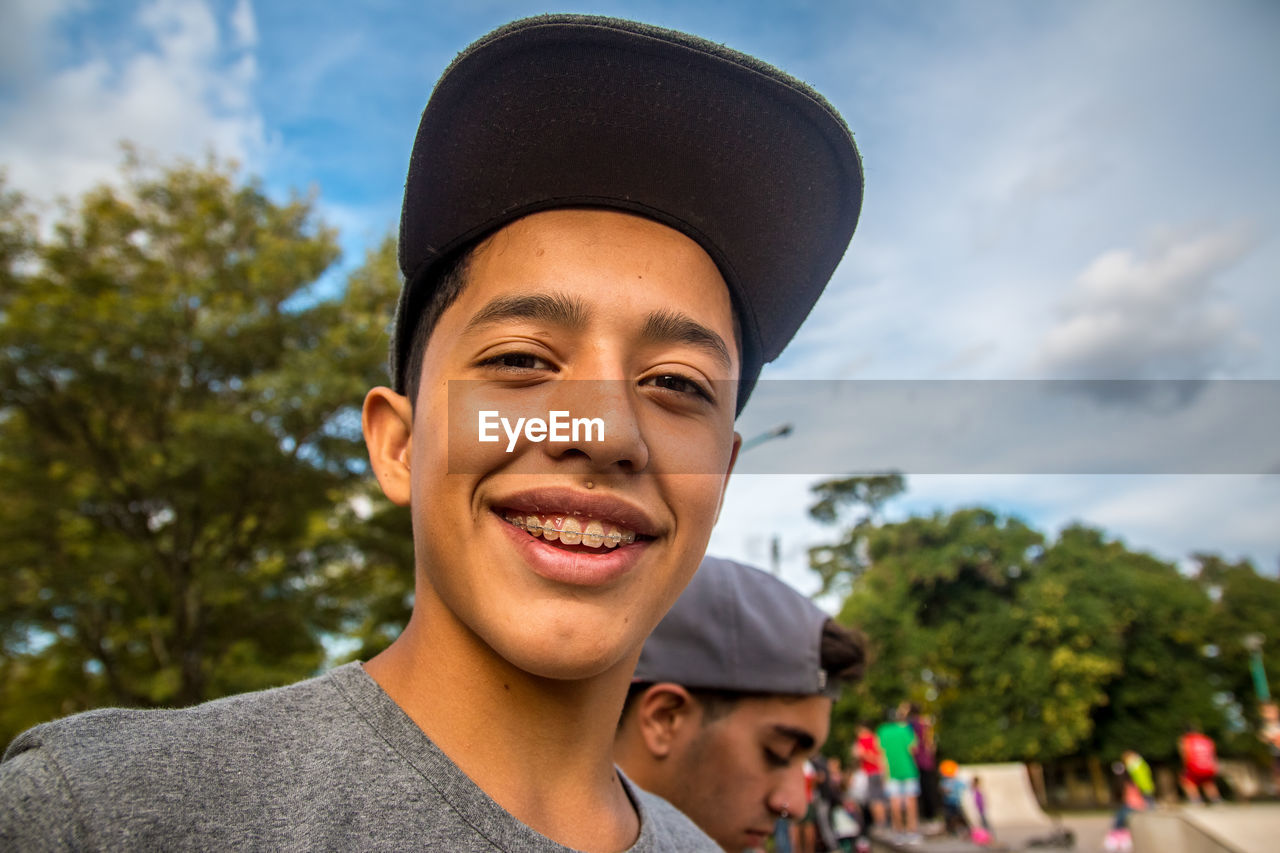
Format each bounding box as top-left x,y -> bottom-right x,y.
393,14 -> 864,413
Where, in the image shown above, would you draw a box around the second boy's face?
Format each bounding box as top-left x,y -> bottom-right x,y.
406,209 -> 740,680
671,695 -> 832,852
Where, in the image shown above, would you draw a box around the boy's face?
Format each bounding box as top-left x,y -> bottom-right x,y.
379,209 -> 740,680
668,694 -> 831,852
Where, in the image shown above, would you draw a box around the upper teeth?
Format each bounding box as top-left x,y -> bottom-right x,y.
504,512 -> 637,548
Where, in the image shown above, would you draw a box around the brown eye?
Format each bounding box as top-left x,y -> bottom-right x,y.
480,352 -> 553,372
641,373 -> 713,401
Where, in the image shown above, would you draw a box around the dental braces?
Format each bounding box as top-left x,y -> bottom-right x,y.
503,514 -> 637,548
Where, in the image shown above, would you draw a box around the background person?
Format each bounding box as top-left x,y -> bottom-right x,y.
1105,758 -> 1149,853
852,722 -> 889,833
907,704 -> 941,830
1122,749 -> 1156,808
970,776 -> 993,845
1178,724 -> 1223,803
938,760 -> 970,837
1259,701 -> 1280,795
876,705 -> 921,842
828,759 -> 862,853
614,556 -> 865,853
807,755 -> 841,852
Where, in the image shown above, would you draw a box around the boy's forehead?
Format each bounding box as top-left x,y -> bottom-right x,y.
475,210 -> 725,285
454,209 -> 738,343
476,208 -> 721,267
726,694 -> 831,743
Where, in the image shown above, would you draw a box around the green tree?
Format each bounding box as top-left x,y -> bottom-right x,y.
807,473 -> 904,598
1195,554 -> 1280,758
829,507 -> 1084,761
0,155 -> 407,746
1050,527 -> 1218,762
815,498 -> 1225,764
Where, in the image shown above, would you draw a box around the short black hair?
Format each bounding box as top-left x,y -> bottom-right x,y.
403,245 -> 475,409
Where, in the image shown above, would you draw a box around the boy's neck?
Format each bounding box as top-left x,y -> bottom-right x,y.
363,595 -> 642,853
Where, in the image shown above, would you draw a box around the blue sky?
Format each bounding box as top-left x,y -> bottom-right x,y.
3,0 -> 1278,599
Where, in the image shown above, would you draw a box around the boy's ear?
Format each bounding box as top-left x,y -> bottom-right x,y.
363,387 -> 414,507
636,683 -> 700,759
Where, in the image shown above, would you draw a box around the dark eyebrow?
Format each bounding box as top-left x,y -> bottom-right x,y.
772,724 -> 817,753
640,309 -> 732,371
462,293 -> 589,335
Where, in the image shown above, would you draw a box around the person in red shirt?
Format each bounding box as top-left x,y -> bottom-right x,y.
1178,724 -> 1223,803
852,723 -> 888,831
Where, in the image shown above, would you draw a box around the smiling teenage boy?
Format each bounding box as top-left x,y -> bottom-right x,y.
0,15 -> 861,851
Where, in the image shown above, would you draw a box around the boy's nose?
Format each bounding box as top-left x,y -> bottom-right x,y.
545,379 -> 650,473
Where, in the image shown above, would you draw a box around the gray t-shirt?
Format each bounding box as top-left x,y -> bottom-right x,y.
0,662 -> 717,851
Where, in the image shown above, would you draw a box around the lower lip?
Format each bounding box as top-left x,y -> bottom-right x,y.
745,829 -> 769,846
495,513 -> 649,586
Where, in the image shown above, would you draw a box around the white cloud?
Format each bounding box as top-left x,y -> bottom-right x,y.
0,0 -> 81,82
779,0 -> 1280,388
230,0 -> 257,49
1036,225 -> 1259,378
0,0 -> 264,208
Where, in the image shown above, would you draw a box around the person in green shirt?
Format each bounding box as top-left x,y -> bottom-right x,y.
1123,750 -> 1156,806
875,706 -> 920,841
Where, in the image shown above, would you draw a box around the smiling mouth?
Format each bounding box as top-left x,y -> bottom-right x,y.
499,511 -> 644,550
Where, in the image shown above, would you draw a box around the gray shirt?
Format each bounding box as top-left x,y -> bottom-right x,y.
0,662 -> 717,851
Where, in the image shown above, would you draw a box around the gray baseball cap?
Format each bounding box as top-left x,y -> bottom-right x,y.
634,555 -> 835,697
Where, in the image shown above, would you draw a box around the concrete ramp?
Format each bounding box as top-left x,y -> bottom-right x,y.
1130,804 -> 1280,853
958,762 -> 1053,829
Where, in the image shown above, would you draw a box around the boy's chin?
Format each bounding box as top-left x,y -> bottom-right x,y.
487,620 -> 643,683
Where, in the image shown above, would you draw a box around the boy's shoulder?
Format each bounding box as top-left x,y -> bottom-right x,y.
1,663 -> 719,851
7,661 -> 353,757
2,662 -> 367,797
1,663 -> 379,848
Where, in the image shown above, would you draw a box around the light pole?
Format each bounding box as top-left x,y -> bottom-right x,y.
739,422 -> 793,453
1243,633 -> 1270,702
738,423 -> 793,574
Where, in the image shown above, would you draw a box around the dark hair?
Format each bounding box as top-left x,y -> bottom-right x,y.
820,618 -> 866,684
403,246 -> 476,409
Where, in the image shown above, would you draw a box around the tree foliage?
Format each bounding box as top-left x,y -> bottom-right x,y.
807,473 -> 905,598
0,155 -> 411,746
815,482 -> 1272,766
1195,554 -> 1280,758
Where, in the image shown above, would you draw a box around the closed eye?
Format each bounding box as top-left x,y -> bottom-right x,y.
477,352 -> 555,373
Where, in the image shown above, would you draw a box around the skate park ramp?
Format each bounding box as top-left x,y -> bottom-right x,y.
958,763 -> 1053,830
1130,804 -> 1280,853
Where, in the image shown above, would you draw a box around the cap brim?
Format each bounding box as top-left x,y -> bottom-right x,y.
395,15 -> 863,413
